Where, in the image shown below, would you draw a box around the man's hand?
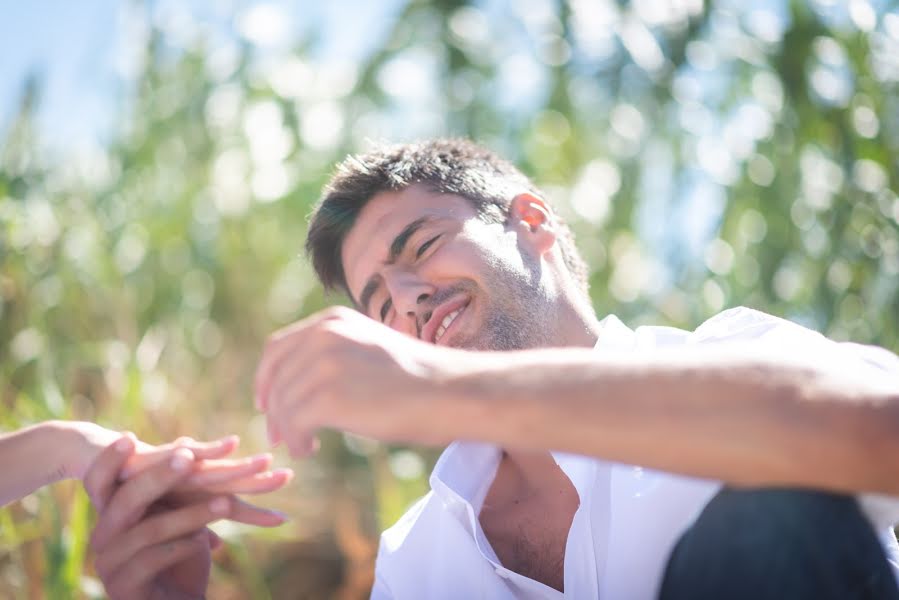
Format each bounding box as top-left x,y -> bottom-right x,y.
86,437 -> 225,599
255,307 -> 477,457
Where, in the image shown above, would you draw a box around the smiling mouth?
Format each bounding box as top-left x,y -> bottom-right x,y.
434,303 -> 468,345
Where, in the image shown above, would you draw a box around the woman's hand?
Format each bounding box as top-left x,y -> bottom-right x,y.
62,423 -> 293,525
86,441 -> 225,600
83,434 -> 290,529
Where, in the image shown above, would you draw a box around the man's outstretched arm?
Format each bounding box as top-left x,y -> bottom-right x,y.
256,307 -> 899,495
447,344 -> 899,494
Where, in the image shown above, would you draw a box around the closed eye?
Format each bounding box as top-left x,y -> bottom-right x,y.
379,298 -> 393,322
416,235 -> 441,259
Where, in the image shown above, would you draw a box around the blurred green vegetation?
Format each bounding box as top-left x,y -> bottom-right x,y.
1,0 -> 897,597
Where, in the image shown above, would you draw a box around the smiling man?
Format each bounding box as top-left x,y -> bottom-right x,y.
254,138 -> 899,600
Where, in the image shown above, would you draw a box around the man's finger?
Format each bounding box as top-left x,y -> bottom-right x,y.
155,492 -> 289,527
266,362 -> 327,455
207,528 -> 223,551
255,310 -> 347,409
255,321 -> 312,410
102,535 -> 207,600
266,413 -> 282,446
83,433 -> 136,511
229,497 -> 288,527
265,354 -> 316,419
285,431 -> 320,459
270,388 -> 322,459
91,448 -> 195,551
97,496 -> 232,576
256,335 -> 309,411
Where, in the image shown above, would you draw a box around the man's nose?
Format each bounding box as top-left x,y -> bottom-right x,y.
383,270 -> 435,330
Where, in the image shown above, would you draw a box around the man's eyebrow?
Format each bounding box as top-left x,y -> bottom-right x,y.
358,276 -> 381,315
356,216 -> 435,315
388,216 -> 432,263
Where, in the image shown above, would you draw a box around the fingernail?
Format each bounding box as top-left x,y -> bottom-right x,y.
209,497 -> 230,515
171,449 -> 194,472
272,468 -> 295,484
115,435 -> 134,453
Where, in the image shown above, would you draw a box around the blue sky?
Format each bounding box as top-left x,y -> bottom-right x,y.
1,1 -> 121,148
0,0 -> 404,153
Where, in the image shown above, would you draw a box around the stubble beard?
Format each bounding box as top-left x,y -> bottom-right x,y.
439,261 -> 554,352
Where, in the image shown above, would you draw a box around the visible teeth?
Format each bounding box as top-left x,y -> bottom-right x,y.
435,307 -> 463,343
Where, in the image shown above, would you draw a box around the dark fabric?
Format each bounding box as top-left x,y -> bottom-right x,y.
659,488 -> 899,600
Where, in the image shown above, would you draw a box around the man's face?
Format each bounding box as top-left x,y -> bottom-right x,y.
341,184 -> 555,351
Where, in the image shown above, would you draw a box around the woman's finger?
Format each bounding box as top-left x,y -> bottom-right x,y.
175,435 -> 240,460
182,454 -> 273,488
121,435 -> 240,479
194,468 -> 294,495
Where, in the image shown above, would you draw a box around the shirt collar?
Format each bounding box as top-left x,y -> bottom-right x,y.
594,313 -> 637,351
429,441 -> 501,513
430,442 -> 602,516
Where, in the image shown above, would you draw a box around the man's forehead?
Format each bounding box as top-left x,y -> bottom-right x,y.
341,188 -> 473,299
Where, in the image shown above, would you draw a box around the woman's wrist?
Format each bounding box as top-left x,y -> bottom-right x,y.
49,421 -> 121,481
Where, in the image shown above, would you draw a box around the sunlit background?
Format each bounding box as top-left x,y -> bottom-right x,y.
2,0 -> 897,597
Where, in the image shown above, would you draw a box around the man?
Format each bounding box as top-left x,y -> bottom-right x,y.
91,139 -> 899,598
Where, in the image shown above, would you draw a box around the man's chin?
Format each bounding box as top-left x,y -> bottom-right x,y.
444,336 -> 484,351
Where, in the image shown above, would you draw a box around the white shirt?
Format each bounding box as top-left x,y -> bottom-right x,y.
371,307 -> 899,599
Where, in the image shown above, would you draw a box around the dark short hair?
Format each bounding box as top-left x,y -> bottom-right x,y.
305,138 -> 589,298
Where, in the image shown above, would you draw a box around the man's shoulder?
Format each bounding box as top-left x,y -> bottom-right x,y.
692,306 -> 820,343
692,307 -> 899,376
625,307 -> 809,350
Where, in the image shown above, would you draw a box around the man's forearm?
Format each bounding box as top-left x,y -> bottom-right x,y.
443,345 -> 899,495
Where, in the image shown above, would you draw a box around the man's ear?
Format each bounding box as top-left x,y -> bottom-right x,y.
509,192 -> 557,255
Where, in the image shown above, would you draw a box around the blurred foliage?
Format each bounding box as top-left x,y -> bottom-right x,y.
1,0 -> 898,597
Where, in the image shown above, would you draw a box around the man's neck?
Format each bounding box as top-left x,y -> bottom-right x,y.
493,449 -> 567,499
498,295 -> 600,483
545,292 -> 602,349
479,448 -> 580,592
